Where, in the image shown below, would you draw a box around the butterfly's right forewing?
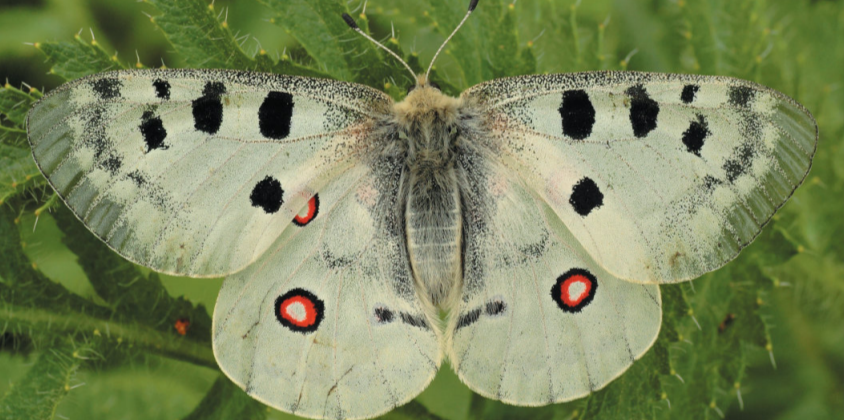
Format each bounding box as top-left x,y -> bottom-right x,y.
462,72 -> 817,283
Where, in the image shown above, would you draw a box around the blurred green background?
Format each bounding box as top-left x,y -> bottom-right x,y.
1,0 -> 842,419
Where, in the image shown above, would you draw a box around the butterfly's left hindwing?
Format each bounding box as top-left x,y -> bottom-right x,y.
27,69 -> 391,277
213,156 -> 441,420
463,72 -> 817,283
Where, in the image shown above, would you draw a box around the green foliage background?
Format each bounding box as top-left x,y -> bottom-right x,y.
0,0 -> 842,419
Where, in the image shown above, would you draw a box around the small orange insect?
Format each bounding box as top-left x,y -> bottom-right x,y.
718,313 -> 736,334
174,318 -> 190,336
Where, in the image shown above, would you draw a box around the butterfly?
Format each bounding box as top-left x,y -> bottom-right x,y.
25,0 -> 817,418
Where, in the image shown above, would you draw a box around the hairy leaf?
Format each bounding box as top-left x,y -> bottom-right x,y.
259,0 -> 408,88
181,376 -> 267,420
0,84 -> 36,127
145,0 -> 328,78
37,37 -> 125,80
0,343 -> 89,420
0,144 -> 39,204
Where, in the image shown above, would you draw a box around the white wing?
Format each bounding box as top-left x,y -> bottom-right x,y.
462,71 -> 817,283
447,151 -> 661,404
27,69 -> 391,276
213,155 -> 441,420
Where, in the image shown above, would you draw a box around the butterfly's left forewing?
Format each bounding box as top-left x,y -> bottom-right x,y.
27,69 -> 391,277
462,72 -> 817,283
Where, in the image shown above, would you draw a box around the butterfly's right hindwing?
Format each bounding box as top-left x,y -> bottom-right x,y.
448,149 -> 661,404
213,156 -> 441,420
27,69 -> 392,277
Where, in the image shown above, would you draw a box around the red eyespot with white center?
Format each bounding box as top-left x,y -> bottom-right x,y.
275,288 -> 324,333
292,194 -> 319,227
551,268 -> 598,313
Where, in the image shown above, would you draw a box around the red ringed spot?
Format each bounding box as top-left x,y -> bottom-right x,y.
174,318 -> 190,336
551,268 -> 598,313
292,194 -> 320,227
275,288 -> 324,333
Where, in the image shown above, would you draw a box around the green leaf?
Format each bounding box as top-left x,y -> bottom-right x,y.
381,401 -> 444,420
0,205 -> 104,321
0,343 -> 90,420
145,0 -> 255,70
579,353 -> 664,419
0,203 -> 216,369
258,0 -> 402,87
516,46 -> 538,77
420,0 -> 483,87
51,205 -> 214,348
145,0 -> 328,77
0,144 -> 40,204
0,84 -> 36,127
0,125 -> 27,147
420,0 -> 528,87
36,37 -> 125,80
181,376 -> 266,420
678,0 -> 771,78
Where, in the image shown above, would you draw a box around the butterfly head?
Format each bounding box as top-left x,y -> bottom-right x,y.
395,79 -> 456,122
407,76 -> 441,95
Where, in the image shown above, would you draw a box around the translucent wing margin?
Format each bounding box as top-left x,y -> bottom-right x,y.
462,71 -> 817,283
27,69 -> 392,277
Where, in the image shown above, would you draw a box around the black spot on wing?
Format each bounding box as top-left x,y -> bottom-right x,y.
399,313 -> 429,330
682,114 -> 710,156
559,89 -> 596,140
249,176 -> 284,213
153,79 -> 170,100
455,308 -> 481,330
127,170 -> 146,187
723,142 -> 756,183
374,307 -> 394,324
80,106 -> 122,176
100,154 -> 122,175
485,300 -> 506,316
517,230 -> 548,262
681,84 -> 699,104
320,248 -> 354,270
729,86 -> 755,108
91,78 -> 121,100
258,91 -> 294,140
139,111 -> 167,152
192,81 -> 226,134
626,84 -> 659,138
702,175 -> 722,191
569,177 -> 603,216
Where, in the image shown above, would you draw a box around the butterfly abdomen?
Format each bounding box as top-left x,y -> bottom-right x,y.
397,86 -> 464,306
406,168 -> 463,306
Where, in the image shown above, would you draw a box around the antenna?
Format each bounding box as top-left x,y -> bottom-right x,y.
425,0 -> 479,82
341,13 -> 417,83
